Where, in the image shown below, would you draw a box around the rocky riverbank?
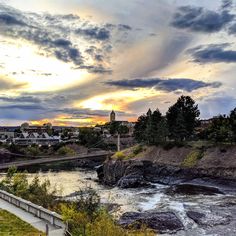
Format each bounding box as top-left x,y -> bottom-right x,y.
97,145 -> 236,189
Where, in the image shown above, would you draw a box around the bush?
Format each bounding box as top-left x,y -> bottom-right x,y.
24,146 -> 41,156
57,146 -> 76,156
113,151 -> 126,159
0,168 -> 58,208
182,149 -> 204,168
133,145 -> 143,155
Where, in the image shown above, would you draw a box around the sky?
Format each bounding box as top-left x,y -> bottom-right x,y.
0,0 -> 236,126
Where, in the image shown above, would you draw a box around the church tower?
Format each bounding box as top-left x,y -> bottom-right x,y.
110,110 -> 116,122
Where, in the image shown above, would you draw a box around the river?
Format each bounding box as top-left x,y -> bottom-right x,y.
1,168 -> 236,235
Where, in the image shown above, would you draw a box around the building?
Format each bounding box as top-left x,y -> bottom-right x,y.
110,110 -> 116,122
13,132 -> 61,146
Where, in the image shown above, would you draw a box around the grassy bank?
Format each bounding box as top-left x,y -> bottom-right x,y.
0,209 -> 45,236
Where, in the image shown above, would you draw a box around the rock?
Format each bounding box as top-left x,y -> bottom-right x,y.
166,184 -> 224,195
117,174 -> 151,188
119,211 -> 184,234
187,210 -> 231,227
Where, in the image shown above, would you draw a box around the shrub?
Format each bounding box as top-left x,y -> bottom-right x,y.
182,149 -> 204,168
57,146 -> 76,156
24,146 -> 41,156
113,151 -> 126,159
133,145 -> 143,155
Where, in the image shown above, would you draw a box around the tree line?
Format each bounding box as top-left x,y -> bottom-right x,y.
134,95 -> 236,145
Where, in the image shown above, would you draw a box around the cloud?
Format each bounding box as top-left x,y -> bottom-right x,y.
77,65 -> 112,74
118,24 -> 132,31
106,78 -> 222,92
0,13 -> 26,26
0,3 -> 131,73
171,5 -> 234,33
188,43 -> 236,63
221,0 -> 233,10
75,27 -> 110,41
0,76 -> 27,91
228,22 -> 236,34
198,93 -> 236,118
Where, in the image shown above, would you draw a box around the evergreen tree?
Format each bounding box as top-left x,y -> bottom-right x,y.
134,114 -> 149,142
166,96 -> 200,141
230,108 -> 236,141
172,112 -> 188,141
146,109 -> 162,144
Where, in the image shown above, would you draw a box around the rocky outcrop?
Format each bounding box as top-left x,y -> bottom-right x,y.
186,210 -> 231,227
166,183 -> 224,195
97,158 -> 236,188
118,211 -> 184,234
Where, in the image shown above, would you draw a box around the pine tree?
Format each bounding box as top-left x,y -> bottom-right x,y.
166,96 -> 200,141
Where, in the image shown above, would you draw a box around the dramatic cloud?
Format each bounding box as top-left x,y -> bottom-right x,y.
106,78 -> 221,92
0,3 -> 132,73
188,44 -> 236,63
171,5 -> 234,33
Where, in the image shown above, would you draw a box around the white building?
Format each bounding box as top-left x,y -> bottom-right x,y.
13,132 -> 61,146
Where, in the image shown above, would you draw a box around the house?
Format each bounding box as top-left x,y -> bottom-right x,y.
0,127 -> 16,143
13,132 -> 61,146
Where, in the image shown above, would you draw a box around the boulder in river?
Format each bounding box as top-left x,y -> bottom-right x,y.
118,211 -> 184,234
186,210 -> 231,227
166,183 -> 224,195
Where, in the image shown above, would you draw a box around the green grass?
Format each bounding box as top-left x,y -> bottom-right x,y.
0,209 -> 45,236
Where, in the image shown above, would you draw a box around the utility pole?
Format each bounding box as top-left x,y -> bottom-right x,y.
117,133 -> 120,152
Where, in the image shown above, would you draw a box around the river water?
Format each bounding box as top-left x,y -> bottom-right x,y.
1,168 -> 236,235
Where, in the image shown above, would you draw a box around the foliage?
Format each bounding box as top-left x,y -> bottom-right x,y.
0,168 -> 58,208
113,151 -> 126,159
133,145 -> 143,155
0,209 -> 45,236
134,109 -> 168,145
109,122 -> 129,135
134,115 -> 149,143
57,146 -> 76,156
230,108 -> 236,141
182,149 -> 204,167
166,96 -> 200,141
79,128 -> 104,148
61,189 -> 154,236
24,145 -> 41,156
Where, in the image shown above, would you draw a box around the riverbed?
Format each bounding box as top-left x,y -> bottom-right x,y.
1,168 -> 236,235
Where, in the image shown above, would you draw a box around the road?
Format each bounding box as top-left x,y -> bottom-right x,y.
0,151 -> 113,170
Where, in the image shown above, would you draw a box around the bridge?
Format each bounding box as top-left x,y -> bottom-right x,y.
0,151 -> 113,171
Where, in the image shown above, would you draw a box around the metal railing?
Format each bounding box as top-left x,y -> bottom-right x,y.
0,190 -> 65,229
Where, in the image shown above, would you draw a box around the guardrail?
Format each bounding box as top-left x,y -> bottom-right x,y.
0,190 -> 65,229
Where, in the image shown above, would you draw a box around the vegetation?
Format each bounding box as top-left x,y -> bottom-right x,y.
182,149 -> 204,167
61,189 -> 154,236
57,146 -> 76,156
0,209 -> 45,236
24,145 -> 41,156
79,128 -> 104,148
166,96 -> 200,141
134,96 -> 199,145
0,167 -> 58,208
113,151 -> 126,159
134,95 -> 236,147
0,168 -> 154,236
